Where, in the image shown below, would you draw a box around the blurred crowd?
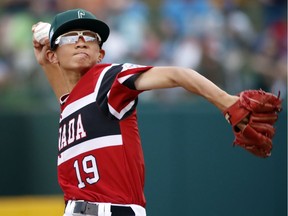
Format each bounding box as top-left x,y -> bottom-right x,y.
0,0 -> 286,111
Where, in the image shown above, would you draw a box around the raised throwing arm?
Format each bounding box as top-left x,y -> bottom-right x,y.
32,23 -> 68,100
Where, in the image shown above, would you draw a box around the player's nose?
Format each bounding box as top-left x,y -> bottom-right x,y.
75,36 -> 87,47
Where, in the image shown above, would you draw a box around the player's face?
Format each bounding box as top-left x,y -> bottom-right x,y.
53,30 -> 105,74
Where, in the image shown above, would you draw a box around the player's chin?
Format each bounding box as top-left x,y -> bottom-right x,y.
74,56 -> 96,66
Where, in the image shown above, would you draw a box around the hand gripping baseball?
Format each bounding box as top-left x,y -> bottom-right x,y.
223,90 -> 282,158
32,22 -> 51,45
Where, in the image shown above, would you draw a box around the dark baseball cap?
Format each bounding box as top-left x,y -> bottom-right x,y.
49,8 -> 110,50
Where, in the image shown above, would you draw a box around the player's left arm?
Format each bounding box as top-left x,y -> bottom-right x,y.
135,66 -> 282,158
134,66 -> 239,111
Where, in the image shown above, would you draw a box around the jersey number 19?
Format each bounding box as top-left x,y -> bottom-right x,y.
73,155 -> 99,188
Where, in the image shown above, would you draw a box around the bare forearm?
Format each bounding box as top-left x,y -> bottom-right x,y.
33,39 -> 68,101
172,67 -> 237,111
135,66 -> 238,111
42,63 -> 68,100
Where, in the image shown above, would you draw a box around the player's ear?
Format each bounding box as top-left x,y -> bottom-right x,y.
97,49 -> 105,63
46,50 -> 59,64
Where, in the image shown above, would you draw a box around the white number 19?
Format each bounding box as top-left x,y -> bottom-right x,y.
73,155 -> 99,188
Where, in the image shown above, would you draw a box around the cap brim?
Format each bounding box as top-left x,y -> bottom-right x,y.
51,18 -> 110,48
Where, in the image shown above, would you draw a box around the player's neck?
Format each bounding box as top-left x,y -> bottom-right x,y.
60,68 -> 85,93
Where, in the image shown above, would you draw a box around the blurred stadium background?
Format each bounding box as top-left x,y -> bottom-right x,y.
0,0 -> 286,216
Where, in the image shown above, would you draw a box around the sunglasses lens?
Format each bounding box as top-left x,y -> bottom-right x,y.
59,36 -> 79,46
83,36 -> 96,42
55,31 -> 100,47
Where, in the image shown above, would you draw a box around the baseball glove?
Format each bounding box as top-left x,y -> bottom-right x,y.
223,90 -> 282,158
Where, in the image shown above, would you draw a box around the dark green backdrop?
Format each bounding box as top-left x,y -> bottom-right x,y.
0,101 -> 286,216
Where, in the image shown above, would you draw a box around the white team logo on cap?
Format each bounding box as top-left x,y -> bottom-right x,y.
78,10 -> 85,18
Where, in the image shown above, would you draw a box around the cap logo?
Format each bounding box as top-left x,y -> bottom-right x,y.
78,10 -> 85,18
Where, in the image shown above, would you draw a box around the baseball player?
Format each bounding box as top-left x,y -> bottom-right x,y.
32,8 -> 281,216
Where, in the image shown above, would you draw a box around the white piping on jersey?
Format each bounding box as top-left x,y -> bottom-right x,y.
59,64 -> 116,122
106,64 -> 140,119
117,74 -> 134,84
57,134 -> 123,165
60,93 -> 95,123
108,99 -> 135,119
94,64 -> 119,98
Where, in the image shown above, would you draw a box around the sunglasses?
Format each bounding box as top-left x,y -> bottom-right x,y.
54,30 -> 102,47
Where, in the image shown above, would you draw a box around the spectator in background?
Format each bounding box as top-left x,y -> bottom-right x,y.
251,16 -> 287,97
104,0 -> 149,63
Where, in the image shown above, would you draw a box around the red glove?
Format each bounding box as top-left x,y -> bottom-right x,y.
223,90 -> 282,158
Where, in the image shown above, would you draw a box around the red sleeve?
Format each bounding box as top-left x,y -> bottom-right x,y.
107,64 -> 153,120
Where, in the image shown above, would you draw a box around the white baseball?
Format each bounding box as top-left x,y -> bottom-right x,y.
33,22 -> 51,44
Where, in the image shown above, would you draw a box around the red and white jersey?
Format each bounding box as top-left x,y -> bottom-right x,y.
57,63 -> 152,207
